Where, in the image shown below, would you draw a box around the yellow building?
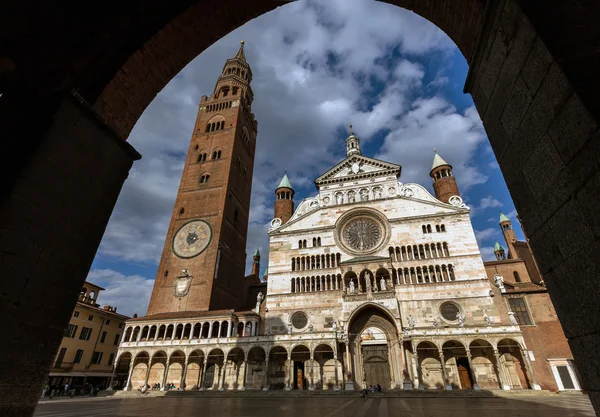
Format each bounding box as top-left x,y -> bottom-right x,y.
47,281 -> 130,392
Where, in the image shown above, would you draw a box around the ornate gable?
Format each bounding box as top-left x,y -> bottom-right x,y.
314,155 -> 401,187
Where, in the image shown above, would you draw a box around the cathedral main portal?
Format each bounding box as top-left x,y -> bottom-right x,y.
362,345 -> 391,388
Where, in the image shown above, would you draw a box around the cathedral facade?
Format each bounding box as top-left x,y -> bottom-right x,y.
112,43 -> 579,393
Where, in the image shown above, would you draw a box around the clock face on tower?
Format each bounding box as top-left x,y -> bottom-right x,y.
172,220 -> 212,258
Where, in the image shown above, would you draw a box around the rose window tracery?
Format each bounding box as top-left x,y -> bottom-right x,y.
343,218 -> 381,251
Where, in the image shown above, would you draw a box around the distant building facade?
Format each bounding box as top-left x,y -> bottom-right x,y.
113,42 -> 580,394
48,281 -> 129,391
485,215 -> 582,391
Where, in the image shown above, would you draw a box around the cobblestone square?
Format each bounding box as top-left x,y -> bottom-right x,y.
34,394 -> 594,417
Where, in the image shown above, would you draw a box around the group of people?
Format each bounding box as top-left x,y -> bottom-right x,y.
41,382 -> 101,399
360,384 -> 382,397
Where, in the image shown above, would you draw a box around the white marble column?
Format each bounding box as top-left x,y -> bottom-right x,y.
180,359 -> 189,390
124,358 -> 134,391
262,359 -> 269,391
438,349 -> 452,390
160,358 -> 170,391
106,363 -> 117,391
199,358 -> 208,391
285,356 -> 292,391
309,355 -> 315,391
219,359 -> 228,391
465,349 -> 480,390
494,350 -> 510,390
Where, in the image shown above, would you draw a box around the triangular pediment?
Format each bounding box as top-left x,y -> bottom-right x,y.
315,155 -> 401,187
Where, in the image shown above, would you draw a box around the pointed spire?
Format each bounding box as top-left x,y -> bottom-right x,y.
277,174 -> 293,190
254,247 -> 260,257
234,40 -> 246,61
499,211 -> 511,223
431,150 -> 450,171
263,267 -> 268,277
494,241 -> 504,251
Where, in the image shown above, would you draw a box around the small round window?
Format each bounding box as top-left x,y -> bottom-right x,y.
440,302 -> 460,322
291,311 -> 308,330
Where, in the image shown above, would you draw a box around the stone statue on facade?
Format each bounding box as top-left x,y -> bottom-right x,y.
508,311 -> 518,326
457,312 -> 465,327
407,315 -> 415,329
365,273 -> 372,291
254,291 -> 264,313
360,189 -> 368,201
348,192 -> 355,203
432,316 -> 439,328
380,277 -> 386,291
336,193 -> 343,204
484,312 -> 491,326
374,188 -> 382,199
494,274 -> 506,293
349,279 -> 356,293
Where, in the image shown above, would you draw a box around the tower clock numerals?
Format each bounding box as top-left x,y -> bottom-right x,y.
172,220 -> 212,258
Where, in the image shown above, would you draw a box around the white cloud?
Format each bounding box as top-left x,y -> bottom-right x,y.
90,0 -> 495,310
86,269 -> 154,318
480,246 -> 497,262
475,228 -> 498,244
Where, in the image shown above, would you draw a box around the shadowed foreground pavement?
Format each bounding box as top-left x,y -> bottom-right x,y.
34,395 -> 594,417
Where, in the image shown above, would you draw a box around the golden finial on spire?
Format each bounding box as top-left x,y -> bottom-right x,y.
434,147 -> 437,153
349,124 -> 353,135
240,40 -> 245,46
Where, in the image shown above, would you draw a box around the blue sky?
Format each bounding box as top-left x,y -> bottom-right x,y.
88,0 -> 525,317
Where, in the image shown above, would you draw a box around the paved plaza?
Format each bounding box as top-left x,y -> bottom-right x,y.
34,394 -> 594,417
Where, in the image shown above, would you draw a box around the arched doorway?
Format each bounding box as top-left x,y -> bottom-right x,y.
347,304 -> 402,389
416,341 -> 443,389
246,346 -> 266,390
149,351 -> 167,388
186,350 -> 204,389
113,353 -> 132,390
267,346 -> 288,390
313,344 -> 341,390
497,339 -> 529,390
469,339 -> 500,390
441,341 -> 471,389
204,349 -> 224,390
166,350 -> 185,389
129,352 -> 149,390
290,345 -> 310,390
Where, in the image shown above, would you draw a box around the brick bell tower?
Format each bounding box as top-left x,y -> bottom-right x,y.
146,41 -> 258,315
499,211 -> 517,259
274,173 -> 294,224
430,150 -> 460,204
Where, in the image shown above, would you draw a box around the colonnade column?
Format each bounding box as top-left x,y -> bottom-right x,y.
241,360 -> 248,391
124,358 -> 134,391
106,363 -> 117,391
521,348 -> 541,390
285,356 -> 292,391
411,350 -> 423,390
343,340 -> 355,390
180,359 -> 189,390
309,355 -> 315,391
199,358 -> 208,390
333,355 -> 339,391
263,359 -> 269,391
493,350 -> 510,390
219,357 -> 228,391
438,349 -> 451,390
465,349 -> 480,390
144,355 -> 153,388
160,358 -> 170,391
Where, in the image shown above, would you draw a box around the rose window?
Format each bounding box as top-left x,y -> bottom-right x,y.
343,218 -> 381,251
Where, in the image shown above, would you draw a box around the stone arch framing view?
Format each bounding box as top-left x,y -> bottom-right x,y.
2,0 -> 600,415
